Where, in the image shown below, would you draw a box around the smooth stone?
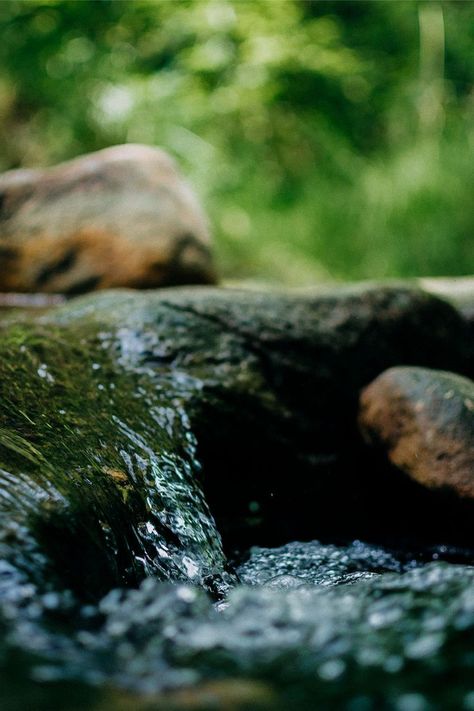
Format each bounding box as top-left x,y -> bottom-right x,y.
359,366 -> 474,499
0,144 -> 215,294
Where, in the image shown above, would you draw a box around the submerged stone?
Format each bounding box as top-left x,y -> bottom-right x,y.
237,539 -> 412,588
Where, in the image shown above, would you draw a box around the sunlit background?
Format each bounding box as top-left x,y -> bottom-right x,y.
0,0 -> 473,285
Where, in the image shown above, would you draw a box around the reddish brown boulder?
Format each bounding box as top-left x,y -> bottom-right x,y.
359,366 -> 474,499
0,144 -> 215,294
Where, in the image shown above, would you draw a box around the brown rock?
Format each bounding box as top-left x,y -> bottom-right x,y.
359,366 -> 474,499
0,144 -> 215,294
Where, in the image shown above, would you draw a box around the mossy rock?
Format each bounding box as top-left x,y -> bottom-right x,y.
0,283 -> 472,595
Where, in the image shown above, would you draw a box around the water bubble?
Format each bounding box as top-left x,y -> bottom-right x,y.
395,693 -> 429,711
37,364 -> 54,383
318,659 -> 346,681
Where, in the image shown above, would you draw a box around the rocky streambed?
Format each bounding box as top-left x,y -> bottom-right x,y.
1,283 -> 474,710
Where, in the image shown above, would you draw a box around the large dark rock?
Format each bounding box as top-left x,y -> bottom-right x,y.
0,144 -> 215,294
0,283 -> 472,581
421,276 -> 474,327
359,366 -> 474,499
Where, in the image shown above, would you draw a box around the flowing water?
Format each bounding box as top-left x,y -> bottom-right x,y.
3,534 -> 474,710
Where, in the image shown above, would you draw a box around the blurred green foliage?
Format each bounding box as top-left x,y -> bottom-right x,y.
0,0 -> 473,283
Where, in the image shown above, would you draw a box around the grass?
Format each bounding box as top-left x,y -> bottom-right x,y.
203,130 -> 474,286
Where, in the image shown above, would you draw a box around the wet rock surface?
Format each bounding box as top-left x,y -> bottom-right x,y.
1,283 -> 474,709
0,144 -> 215,294
360,366 -> 474,499
238,539 -> 424,588
421,276 -> 474,336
